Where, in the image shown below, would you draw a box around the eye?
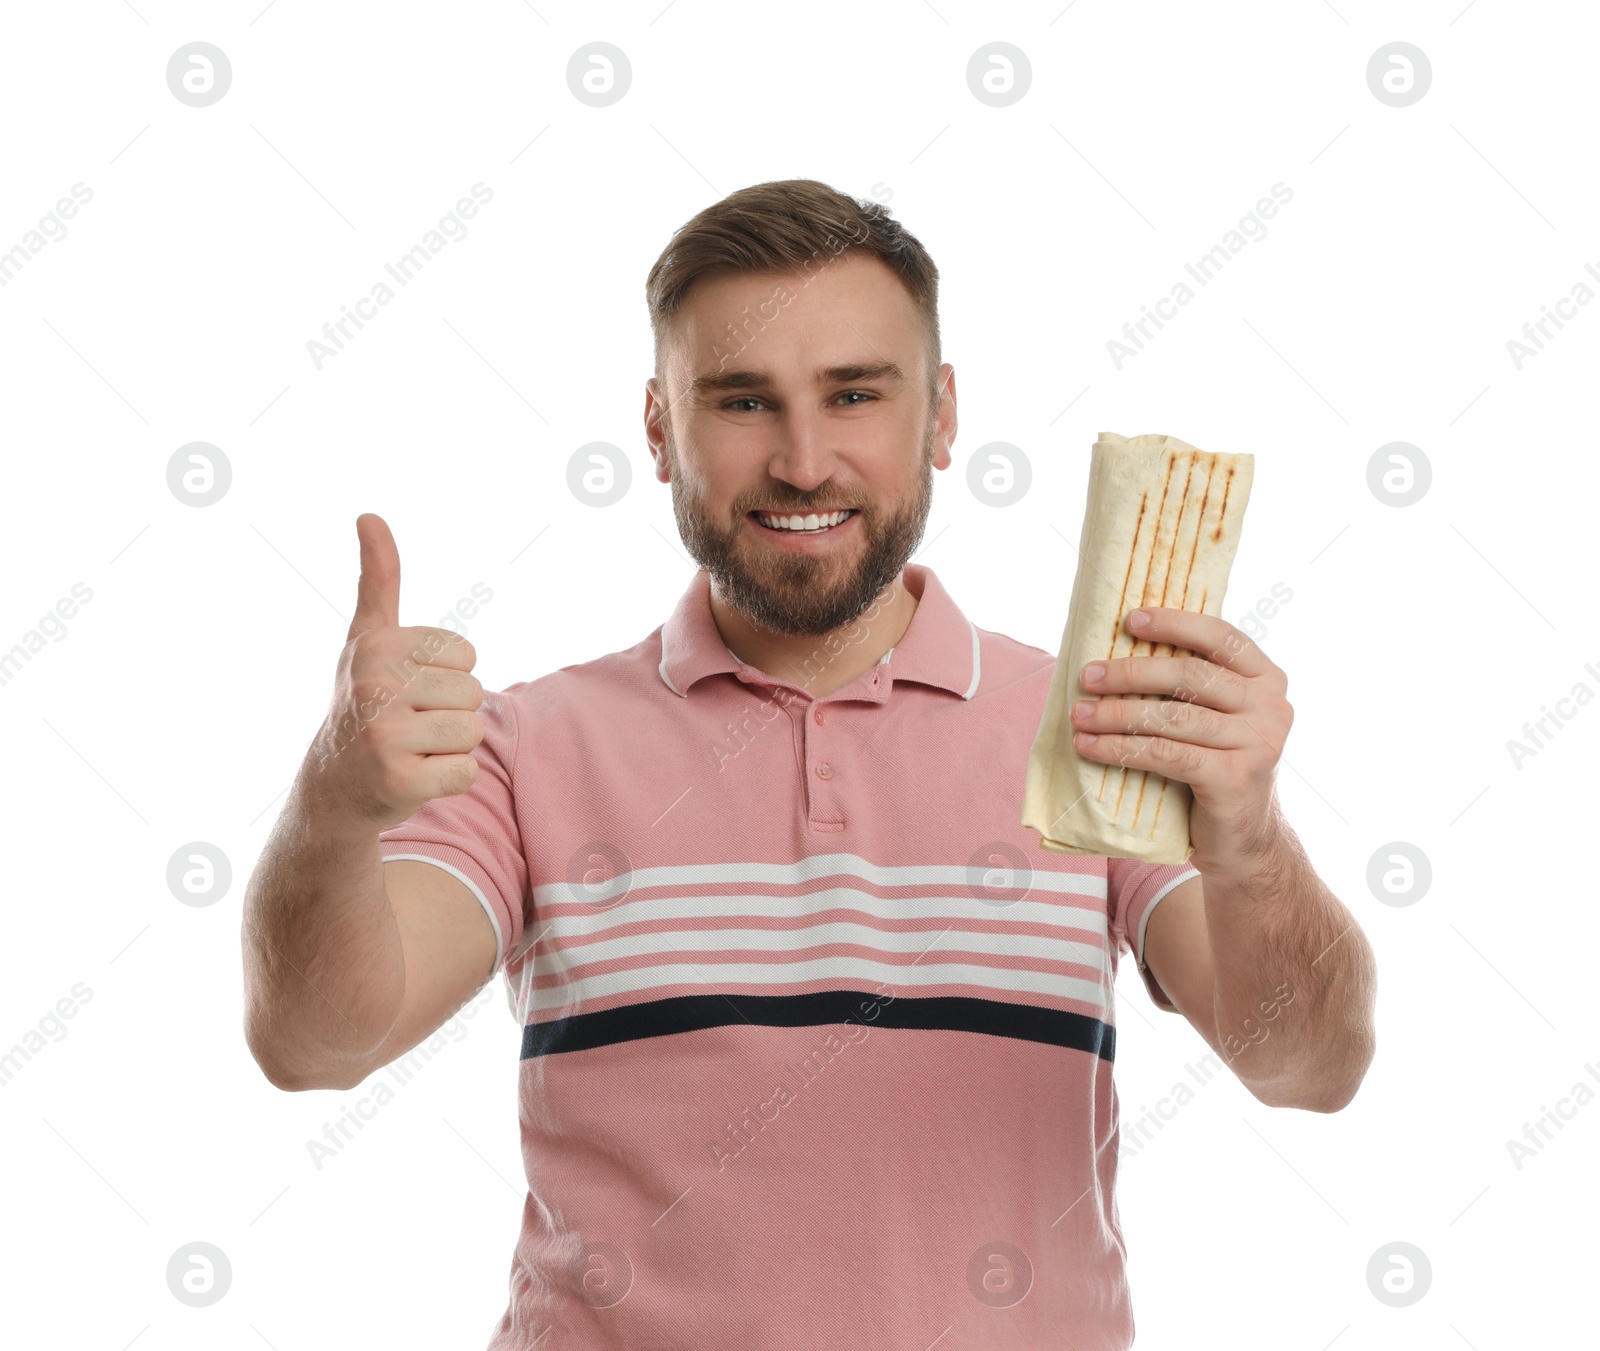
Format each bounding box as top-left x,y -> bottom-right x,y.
720,390 -> 879,412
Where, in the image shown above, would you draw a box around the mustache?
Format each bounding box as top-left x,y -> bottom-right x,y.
744,502 -> 862,515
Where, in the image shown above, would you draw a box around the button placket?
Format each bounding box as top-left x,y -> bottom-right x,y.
805,698 -> 843,828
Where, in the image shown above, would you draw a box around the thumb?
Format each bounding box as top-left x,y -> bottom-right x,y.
347,513 -> 401,641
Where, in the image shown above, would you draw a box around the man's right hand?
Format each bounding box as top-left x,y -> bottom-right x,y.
306,513 -> 485,830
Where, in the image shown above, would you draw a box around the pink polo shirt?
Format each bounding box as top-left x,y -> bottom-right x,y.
378,561 -> 1199,1350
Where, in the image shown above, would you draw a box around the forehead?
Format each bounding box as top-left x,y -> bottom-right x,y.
664,252 -> 922,384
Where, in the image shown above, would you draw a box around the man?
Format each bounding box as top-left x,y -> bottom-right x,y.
243,179 -> 1376,1349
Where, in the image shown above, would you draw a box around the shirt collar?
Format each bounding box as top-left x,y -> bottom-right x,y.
657,562 -> 980,702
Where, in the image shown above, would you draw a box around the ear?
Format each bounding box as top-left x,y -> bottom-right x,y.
644,377 -> 672,482
932,363 -> 956,469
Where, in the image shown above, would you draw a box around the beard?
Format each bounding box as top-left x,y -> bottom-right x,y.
665,414 -> 937,639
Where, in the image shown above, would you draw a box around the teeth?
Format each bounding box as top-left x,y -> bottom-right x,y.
757,509 -> 852,531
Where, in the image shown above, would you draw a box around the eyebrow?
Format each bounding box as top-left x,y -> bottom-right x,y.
690,361 -> 907,397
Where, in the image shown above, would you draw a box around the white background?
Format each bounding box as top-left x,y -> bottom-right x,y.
1,1 -> 1594,1346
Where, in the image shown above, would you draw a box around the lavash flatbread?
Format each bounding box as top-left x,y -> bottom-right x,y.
1022,431 -> 1254,863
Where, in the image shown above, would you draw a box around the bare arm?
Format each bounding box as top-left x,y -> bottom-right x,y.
243,512 -> 494,1092
243,764 -> 501,1092
1143,834 -> 1377,1113
241,764 -> 405,1091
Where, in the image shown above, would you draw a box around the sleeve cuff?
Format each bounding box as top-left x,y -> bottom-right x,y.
1134,868 -> 1200,1012
379,850 -> 506,978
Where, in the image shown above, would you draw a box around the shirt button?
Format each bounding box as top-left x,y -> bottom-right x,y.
816,763 -> 833,779
814,708 -> 825,724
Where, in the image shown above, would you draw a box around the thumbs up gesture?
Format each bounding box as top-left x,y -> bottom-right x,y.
307,514 -> 486,830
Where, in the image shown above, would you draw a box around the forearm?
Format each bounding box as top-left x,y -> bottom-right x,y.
241,761 -> 406,1091
1201,817 -> 1377,1112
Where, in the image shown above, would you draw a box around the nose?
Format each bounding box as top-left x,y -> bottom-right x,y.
765,408 -> 839,493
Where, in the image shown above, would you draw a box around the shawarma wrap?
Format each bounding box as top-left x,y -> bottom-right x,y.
1023,431 -> 1254,863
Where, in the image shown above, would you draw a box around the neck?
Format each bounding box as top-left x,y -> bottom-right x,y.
711,569 -> 920,698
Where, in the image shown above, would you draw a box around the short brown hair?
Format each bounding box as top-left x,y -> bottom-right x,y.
645,178 -> 942,402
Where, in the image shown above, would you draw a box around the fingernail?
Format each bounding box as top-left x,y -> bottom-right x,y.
1127,610 -> 1150,630
1083,663 -> 1105,683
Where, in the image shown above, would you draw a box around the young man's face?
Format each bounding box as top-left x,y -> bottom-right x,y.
646,250 -> 956,638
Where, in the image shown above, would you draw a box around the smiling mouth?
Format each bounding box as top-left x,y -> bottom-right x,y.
748,509 -> 859,535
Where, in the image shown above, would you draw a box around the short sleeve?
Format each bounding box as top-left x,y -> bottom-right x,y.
377,686 -> 528,982
1106,855 -> 1201,1012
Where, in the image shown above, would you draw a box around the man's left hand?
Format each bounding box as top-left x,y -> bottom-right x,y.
1071,607 -> 1293,869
